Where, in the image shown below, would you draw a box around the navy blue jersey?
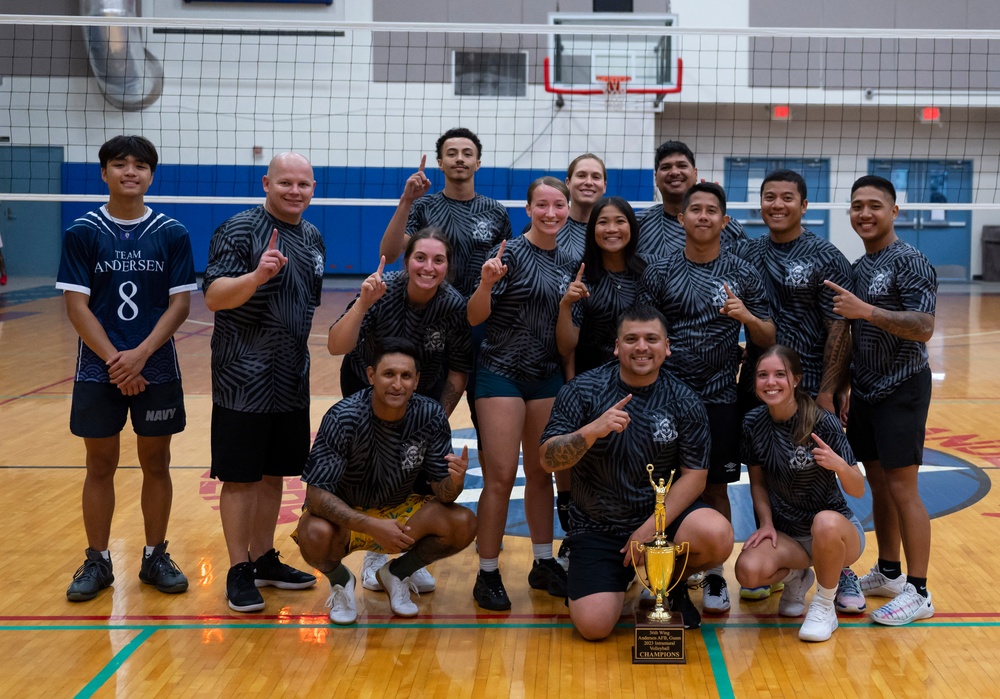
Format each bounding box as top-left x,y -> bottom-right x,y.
637,205 -> 747,262
741,407 -> 855,538
56,206 -> 197,384
570,268 -> 641,374
406,192 -> 512,297
302,390 -> 453,509
340,271 -> 473,396
204,206 -> 326,413
541,364 -> 710,536
639,249 -> 770,404
479,236 -> 577,382
850,240 -> 937,402
732,230 -> 854,395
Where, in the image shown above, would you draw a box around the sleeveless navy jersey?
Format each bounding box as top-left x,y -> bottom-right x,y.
56,206 -> 197,384
479,236 -> 578,382
741,406 -> 855,538
204,206 -> 326,413
639,249 -> 770,404
406,192 -> 512,298
303,390 -> 453,509
849,240 -> 937,403
637,205 -> 748,262
340,271 -> 473,395
732,230 -> 854,395
542,364 -> 710,537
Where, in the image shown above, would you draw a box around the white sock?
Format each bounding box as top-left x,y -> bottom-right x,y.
98,549 -> 111,561
479,557 -> 499,573
144,546 -> 155,558
816,583 -> 836,602
532,544 -> 553,562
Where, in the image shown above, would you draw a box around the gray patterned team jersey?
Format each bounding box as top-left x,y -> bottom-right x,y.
732,230 -> 854,395
850,239 -> 937,403
340,271 -> 473,395
639,249 -> 770,404
302,390 -> 453,509
479,236 -> 578,382
406,191 -> 512,297
204,206 -> 326,413
637,205 -> 748,262
570,268 -> 642,374
741,407 -> 855,538
556,217 -> 587,263
541,364 -> 710,537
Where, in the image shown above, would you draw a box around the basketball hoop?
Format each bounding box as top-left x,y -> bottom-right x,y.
596,75 -> 632,111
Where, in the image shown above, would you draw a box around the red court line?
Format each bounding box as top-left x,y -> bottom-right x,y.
0,324 -> 212,407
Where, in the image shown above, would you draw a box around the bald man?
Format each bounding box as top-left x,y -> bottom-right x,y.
204,152 -> 327,612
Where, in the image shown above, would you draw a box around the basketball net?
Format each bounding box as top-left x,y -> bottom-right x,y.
596,75 -> 631,111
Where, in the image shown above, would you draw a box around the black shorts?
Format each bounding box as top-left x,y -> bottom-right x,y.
70,380 -> 185,439
210,405 -> 311,482
705,401 -> 741,484
566,500 -> 711,601
847,367 -> 931,470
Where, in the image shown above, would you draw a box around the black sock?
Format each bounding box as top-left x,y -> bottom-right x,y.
907,576 -> 928,597
390,550 -> 428,580
877,558 -> 903,579
557,491 -> 572,533
325,563 -> 351,587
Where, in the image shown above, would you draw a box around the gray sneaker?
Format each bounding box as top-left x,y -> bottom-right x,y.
778,568 -> 815,617
858,565 -> 906,598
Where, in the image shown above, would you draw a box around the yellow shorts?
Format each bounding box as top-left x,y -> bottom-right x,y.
293,493 -> 432,554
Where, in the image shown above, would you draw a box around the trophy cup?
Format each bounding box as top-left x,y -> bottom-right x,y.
629,464 -> 690,664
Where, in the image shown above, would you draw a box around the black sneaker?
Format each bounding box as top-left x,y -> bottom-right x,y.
139,541 -> 189,594
253,548 -> 317,590
527,557 -> 568,597
66,548 -> 114,602
557,540 -> 571,569
668,584 -> 702,630
473,569 -> 511,611
227,562 -> 265,612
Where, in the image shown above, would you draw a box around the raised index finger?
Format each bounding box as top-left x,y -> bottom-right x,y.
376,255 -> 386,276
810,432 -> 830,449
268,228 -> 279,251
575,263 -> 585,283
823,279 -> 846,293
496,239 -> 506,259
723,282 -> 737,299
418,154 -> 426,172
613,393 -> 633,410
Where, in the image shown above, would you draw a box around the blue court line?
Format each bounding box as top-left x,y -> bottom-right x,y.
73,627 -> 156,699
704,628 -> 735,699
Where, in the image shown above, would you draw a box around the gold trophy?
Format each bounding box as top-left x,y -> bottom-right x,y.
629,464 -> 690,664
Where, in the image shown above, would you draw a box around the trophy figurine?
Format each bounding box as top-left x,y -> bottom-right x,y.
629,464 -> 690,664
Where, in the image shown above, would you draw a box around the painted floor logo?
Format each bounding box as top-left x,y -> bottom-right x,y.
197,425 -> 991,535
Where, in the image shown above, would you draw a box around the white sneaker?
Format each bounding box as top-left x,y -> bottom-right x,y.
799,596 -> 838,642
858,565 -> 906,598
377,562 -> 419,617
361,551 -> 389,591
409,566 -> 437,593
701,573 -> 731,614
778,568 -> 815,617
870,584 -> 934,626
835,568 -> 867,614
325,570 -> 357,625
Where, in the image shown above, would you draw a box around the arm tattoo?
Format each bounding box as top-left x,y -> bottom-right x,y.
541,433 -> 589,472
439,378 -> 463,417
870,307 -> 935,342
304,486 -> 368,532
435,476 -> 462,504
819,319 -> 852,395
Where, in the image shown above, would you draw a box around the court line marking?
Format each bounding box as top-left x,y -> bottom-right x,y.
73,626 -> 156,699
704,628 -> 735,699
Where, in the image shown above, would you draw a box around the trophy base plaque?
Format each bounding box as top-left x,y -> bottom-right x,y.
632,610 -> 686,664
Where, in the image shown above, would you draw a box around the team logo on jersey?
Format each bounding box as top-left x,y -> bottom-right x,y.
313,252 -> 325,276
652,414 -> 678,444
425,329 -> 445,352
401,440 -> 426,472
790,445 -> 815,471
869,271 -> 892,297
711,281 -> 731,309
785,262 -> 812,288
472,219 -> 494,242
558,272 -> 571,297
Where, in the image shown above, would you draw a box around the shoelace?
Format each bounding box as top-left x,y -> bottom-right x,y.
701,575 -> 726,597
481,573 -> 506,596
804,599 -> 835,623
390,577 -> 419,604
326,586 -> 353,610
839,571 -> 862,596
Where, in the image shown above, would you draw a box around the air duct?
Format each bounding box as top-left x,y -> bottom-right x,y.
80,0 -> 163,111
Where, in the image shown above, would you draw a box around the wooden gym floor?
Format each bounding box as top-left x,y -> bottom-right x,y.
2,277 -> 1000,698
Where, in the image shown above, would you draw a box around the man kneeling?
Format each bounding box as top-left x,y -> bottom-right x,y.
296,338 -> 477,623
540,306 -> 734,640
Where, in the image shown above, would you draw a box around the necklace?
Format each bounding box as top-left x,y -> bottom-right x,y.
106,207 -> 146,240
